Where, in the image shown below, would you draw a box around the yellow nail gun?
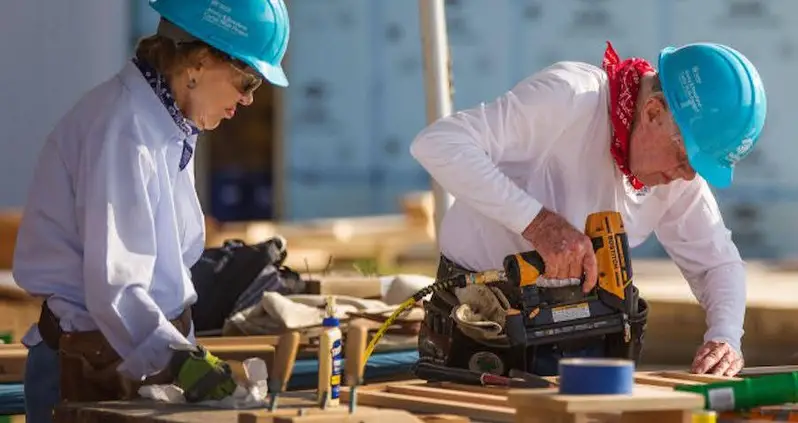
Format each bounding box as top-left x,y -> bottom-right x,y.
362,211 -> 648,375
502,210 -> 636,347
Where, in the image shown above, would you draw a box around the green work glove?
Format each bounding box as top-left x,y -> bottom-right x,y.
168,344 -> 238,402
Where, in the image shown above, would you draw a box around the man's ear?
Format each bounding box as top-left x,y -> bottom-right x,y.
644,94 -> 669,126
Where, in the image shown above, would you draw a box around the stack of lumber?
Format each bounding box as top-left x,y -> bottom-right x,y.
204,191 -> 438,273
52,369 -> 798,422
206,213 -> 436,272
336,372 -> 727,423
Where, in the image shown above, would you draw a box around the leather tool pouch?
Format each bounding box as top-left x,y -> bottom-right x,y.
418,294 -> 455,367
628,296 -> 649,363
37,301 -> 191,403
604,294 -> 649,364
418,256 -> 517,375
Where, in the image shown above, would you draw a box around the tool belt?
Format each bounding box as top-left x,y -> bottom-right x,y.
418,255 -> 649,376
37,301 -> 192,403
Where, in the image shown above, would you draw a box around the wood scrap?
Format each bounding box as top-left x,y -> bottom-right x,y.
303,276 -> 383,299
0,344 -> 26,382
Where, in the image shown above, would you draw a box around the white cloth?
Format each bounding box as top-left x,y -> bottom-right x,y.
138,357 -> 270,409
410,61 -> 746,353
224,292 -> 424,336
13,61 -> 204,379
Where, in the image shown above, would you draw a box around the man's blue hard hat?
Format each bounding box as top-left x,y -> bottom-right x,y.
149,0 -> 290,87
658,43 -> 767,188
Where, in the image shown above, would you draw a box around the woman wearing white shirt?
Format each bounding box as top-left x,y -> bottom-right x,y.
12,1 -> 290,421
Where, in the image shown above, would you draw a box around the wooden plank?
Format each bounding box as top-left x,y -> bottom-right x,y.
199,336 -> 284,347
653,371 -> 740,384
506,385 -> 704,413
383,384 -> 509,408
238,405 -> 406,423
0,344 -> 26,382
54,401 -> 243,423
56,393 -> 327,423
303,276 -> 383,299
632,374 -> 702,388
339,386 -> 515,423
432,382 -> 515,396
416,416 -> 470,423
244,409 -> 469,423
272,410 -> 424,423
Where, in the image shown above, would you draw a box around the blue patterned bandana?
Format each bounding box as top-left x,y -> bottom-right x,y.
132,57 -> 199,171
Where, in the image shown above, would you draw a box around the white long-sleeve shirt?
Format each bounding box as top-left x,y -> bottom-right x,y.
13,61 -> 204,380
410,61 -> 746,353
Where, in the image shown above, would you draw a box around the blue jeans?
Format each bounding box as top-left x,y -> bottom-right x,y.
24,342 -> 60,423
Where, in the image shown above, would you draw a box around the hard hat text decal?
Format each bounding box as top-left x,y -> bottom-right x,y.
678,67 -> 703,114
202,0 -> 250,38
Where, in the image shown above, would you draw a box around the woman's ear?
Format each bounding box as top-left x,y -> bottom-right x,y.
184,49 -> 213,87
189,47 -> 213,71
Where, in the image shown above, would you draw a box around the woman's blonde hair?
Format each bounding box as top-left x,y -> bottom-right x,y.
134,34 -> 227,76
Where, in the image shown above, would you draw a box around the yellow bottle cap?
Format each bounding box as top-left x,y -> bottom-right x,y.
692,410 -> 717,423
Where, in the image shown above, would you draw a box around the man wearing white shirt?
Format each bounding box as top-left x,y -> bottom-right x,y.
410,41 -> 766,377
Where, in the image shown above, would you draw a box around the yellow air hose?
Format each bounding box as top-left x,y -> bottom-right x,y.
360,269 -> 507,370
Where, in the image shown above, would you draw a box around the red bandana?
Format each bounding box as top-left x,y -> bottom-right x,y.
602,41 -> 654,191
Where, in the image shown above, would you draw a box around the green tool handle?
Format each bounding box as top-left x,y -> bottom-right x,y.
674,372 -> 798,412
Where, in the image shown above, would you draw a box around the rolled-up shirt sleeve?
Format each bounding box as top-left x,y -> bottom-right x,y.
409,68 -> 580,234
654,178 -> 747,354
81,123 -> 189,381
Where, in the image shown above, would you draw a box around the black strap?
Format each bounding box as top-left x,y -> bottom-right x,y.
37,301 -> 63,350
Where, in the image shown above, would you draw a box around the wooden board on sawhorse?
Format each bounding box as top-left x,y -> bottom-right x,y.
508,370 -> 735,423
338,371 -> 739,423
235,388 -> 470,423
238,406 -> 468,423
507,384 -> 704,423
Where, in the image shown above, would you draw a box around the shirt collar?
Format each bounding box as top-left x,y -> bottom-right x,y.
131,57 -> 200,138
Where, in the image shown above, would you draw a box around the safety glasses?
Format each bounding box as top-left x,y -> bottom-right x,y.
227,60 -> 262,96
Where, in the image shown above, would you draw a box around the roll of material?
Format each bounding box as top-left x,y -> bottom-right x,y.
558,358 -> 635,395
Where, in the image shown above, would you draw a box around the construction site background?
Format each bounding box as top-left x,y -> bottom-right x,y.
0,0 -> 793,271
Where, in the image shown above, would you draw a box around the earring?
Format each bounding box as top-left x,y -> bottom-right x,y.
187,78 -> 197,89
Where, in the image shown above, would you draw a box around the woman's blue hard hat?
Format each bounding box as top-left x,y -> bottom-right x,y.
149,0 -> 290,87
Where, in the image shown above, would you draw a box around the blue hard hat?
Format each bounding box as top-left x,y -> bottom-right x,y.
149,0 -> 290,87
658,43 -> 767,188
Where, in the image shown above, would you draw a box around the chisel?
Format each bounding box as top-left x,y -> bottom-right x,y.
414,362 -> 552,388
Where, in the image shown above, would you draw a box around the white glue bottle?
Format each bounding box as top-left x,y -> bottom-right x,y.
317,295 -> 343,407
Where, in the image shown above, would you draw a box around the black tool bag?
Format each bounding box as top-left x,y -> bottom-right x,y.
189,236 -> 305,333
418,255 -> 650,378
